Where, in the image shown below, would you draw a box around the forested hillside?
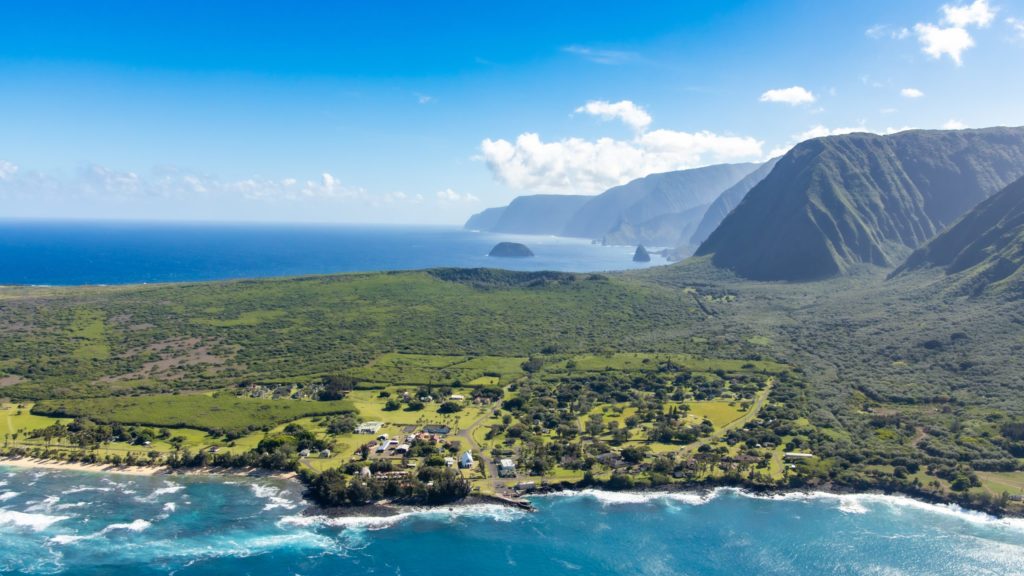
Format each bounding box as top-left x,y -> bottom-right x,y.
697,128 -> 1024,280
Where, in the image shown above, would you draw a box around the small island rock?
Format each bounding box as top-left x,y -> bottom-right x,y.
489,242 -> 534,258
633,245 -> 651,262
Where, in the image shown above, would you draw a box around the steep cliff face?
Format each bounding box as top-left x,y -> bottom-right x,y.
897,175 -> 1024,297
690,157 -> 780,246
464,195 -> 590,235
560,163 -> 760,241
696,128 -> 1024,281
464,207 -> 506,231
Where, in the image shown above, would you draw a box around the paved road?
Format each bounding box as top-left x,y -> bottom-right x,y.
457,409 -> 503,493
683,377 -> 774,454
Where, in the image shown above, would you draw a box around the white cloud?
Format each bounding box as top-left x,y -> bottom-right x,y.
942,0 -> 995,28
436,188 -> 479,202
562,45 -> 636,65
1009,17 -> 1024,37
481,130 -> 762,195
900,87 -> 925,98
914,23 -> 975,64
416,93 -> 434,104
866,24 -> 911,39
575,100 -> 652,132
759,86 -> 816,105
766,124 -> 876,158
0,160 -> 18,180
913,0 -> 994,65
0,163 -> 378,204
943,119 -> 968,129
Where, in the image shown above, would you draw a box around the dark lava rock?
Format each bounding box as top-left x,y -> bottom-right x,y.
633,245 -> 651,262
489,242 -> 535,258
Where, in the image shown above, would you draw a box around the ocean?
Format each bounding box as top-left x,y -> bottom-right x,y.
0,220 -> 662,285
0,467 -> 1022,575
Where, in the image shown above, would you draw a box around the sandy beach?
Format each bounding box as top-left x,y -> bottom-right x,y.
0,456 -> 297,480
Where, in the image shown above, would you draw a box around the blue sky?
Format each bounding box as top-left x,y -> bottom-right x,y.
2,0 -> 1023,224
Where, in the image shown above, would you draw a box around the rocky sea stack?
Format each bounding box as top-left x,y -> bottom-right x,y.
488,242 -> 534,258
633,245 -> 651,262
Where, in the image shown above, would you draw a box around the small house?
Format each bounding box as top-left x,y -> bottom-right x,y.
377,433 -> 389,442
459,450 -> 474,469
319,449 -> 331,458
498,458 -> 516,477
783,452 -> 814,460
444,456 -> 455,468
450,394 -> 465,401
355,422 -> 384,434
395,443 -> 410,454
298,449 -> 311,458
423,424 -> 451,435
514,481 -> 536,491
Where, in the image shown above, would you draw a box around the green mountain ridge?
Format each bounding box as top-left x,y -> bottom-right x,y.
897,175 -> 1024,297
490,194 -> 592,235
561,162 -> 759,241
690,157 -> 780,246
696,128 -> 1024,281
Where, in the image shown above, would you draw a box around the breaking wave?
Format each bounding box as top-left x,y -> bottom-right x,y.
543,487 -> 1024,531
0,509 -> 70,532
278,503 -> 527,532
251,483 -> 300,511
49,519 -> 152,545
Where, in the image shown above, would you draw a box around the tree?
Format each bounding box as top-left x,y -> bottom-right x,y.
438,401 -> 463,414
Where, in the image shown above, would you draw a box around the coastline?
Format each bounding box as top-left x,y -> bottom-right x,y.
1,454 -> 1019,524
305,481 -> 1022,521
0,456 -> 297,481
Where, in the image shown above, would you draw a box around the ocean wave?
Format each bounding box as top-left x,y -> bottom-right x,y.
163,502 -> 177,513
278,503 -> 527,532
250,483 -> 300,511
49,519 -> 152,545
542,488 -> 1024,531
64,485 -> 113,495
0,509 -> 70,532
743,491 -> 1024,530
0,491 -> 19,502
543,488 -> 719,507
136,482 -> 184,502
24,495 -> 61,513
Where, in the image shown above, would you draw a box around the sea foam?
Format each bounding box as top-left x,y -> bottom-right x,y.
251,483 -> 300,511
278,503 -> 527,532
0,509 -> 70,532
49,519 -> 153,545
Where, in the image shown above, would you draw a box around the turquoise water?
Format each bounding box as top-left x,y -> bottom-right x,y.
0,221 -> 662,285
1,467 -> 1022,575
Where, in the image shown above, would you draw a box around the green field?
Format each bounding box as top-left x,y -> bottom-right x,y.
1,263 -> 1022,513
32,394 -> 355,435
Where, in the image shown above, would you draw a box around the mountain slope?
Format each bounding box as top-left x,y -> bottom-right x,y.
561,163 -> 760,240
897,175 -> 1024,296
490,194 -> 591,235
690,157 -> 780,245
696,128 -> 1024,281
463,195 -> 590,235
602,203 -> 711,247
464,207 -> 506,231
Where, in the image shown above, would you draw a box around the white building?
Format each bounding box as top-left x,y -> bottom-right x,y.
459,450 -> 474,469
355,422 -> 384,434
498,458 -> 516,477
